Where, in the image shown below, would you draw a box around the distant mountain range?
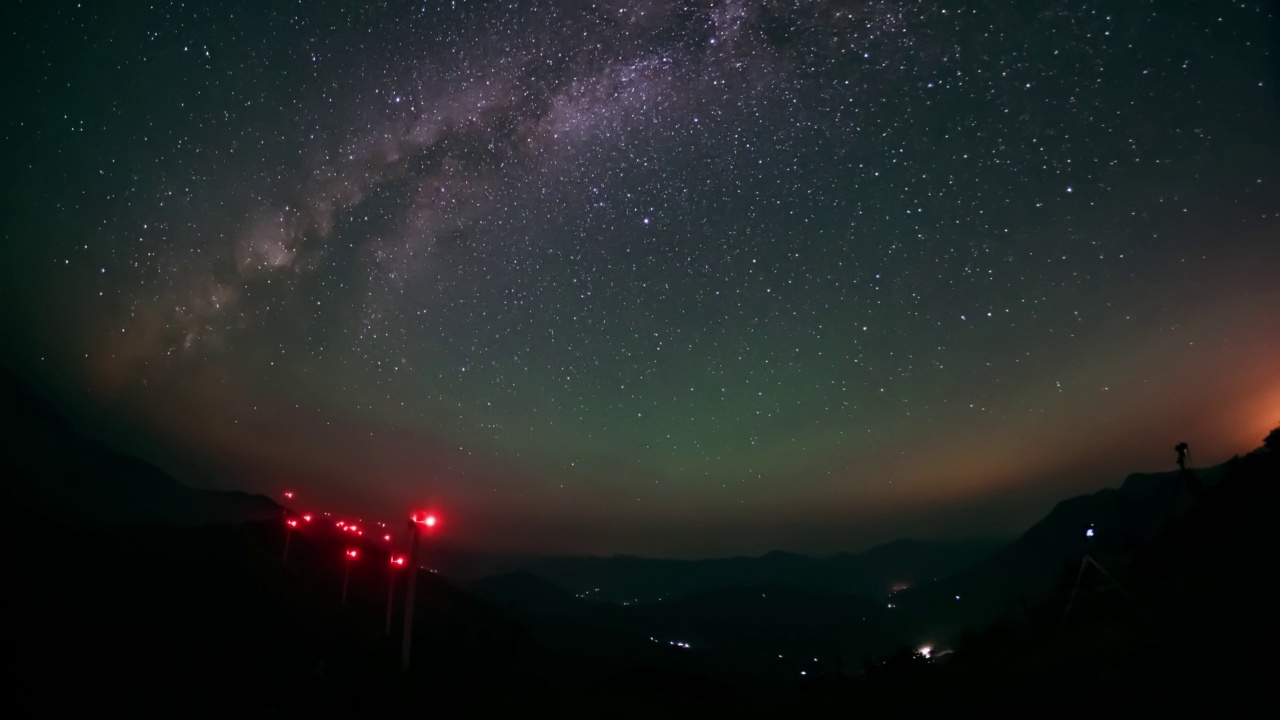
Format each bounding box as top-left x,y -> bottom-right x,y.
0,367 -> 283,526
469,538 -> 1004,605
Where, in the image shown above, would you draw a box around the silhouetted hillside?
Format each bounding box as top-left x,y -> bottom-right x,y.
468,570 -> 585,617
833,441 -> 1279,715
893,459 -> 1232,636
0,367 -> 282,525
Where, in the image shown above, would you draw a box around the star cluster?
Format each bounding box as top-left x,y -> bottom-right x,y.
4,0 -> 1278,555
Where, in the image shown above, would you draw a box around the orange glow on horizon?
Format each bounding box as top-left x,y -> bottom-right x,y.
1244,382 -> 1280,449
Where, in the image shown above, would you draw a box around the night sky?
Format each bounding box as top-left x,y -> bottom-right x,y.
4,0 -> 1278,557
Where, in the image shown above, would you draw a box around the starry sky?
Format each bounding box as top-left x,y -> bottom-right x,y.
4,0 -> 1279,557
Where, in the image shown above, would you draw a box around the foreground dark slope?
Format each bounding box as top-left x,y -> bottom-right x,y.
2,503 -> 863,717
892,458 -> 1232,639
822,444 -> 1279,715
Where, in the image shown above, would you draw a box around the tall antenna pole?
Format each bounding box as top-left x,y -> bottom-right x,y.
401,519 -> 421,671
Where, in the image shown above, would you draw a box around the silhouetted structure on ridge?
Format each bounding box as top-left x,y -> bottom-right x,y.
1165,442 -> 1203,529
1061,520 -> 1140,624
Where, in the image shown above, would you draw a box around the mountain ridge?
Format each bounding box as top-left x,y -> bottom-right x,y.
1,366 -> 283,526
892,455 -> 1239,638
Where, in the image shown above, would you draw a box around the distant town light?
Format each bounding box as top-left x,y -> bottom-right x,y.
919,646 -> 932,659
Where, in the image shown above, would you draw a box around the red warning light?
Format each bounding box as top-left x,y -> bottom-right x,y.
346,548 -> 359,559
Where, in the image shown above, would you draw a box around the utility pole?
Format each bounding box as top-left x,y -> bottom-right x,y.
387,555 -> 405,634
401,513 -> 436,671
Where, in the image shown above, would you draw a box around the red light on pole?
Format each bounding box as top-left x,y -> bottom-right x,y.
402,510 -> 439,671
282,517 -> 297,563
302,514 -> 312,522
342,548 -> 358,604
410,512 -> 438,528
386,555 -> 406,634
384,534 -> 391,542
284,492 -> 294,500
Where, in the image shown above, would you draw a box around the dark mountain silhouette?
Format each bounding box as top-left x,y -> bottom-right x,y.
835,439 -> 1280,716
2,505 -> 547,716
468,570 -> 584,617
894,454 -> 1236,639
475,537 -> 1003,605
0,367 -> 282,525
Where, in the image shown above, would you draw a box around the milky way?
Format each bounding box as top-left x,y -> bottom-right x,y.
5,0 -> 1279,555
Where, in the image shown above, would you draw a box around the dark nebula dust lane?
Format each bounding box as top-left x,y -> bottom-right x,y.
4,0 -> 1279,555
